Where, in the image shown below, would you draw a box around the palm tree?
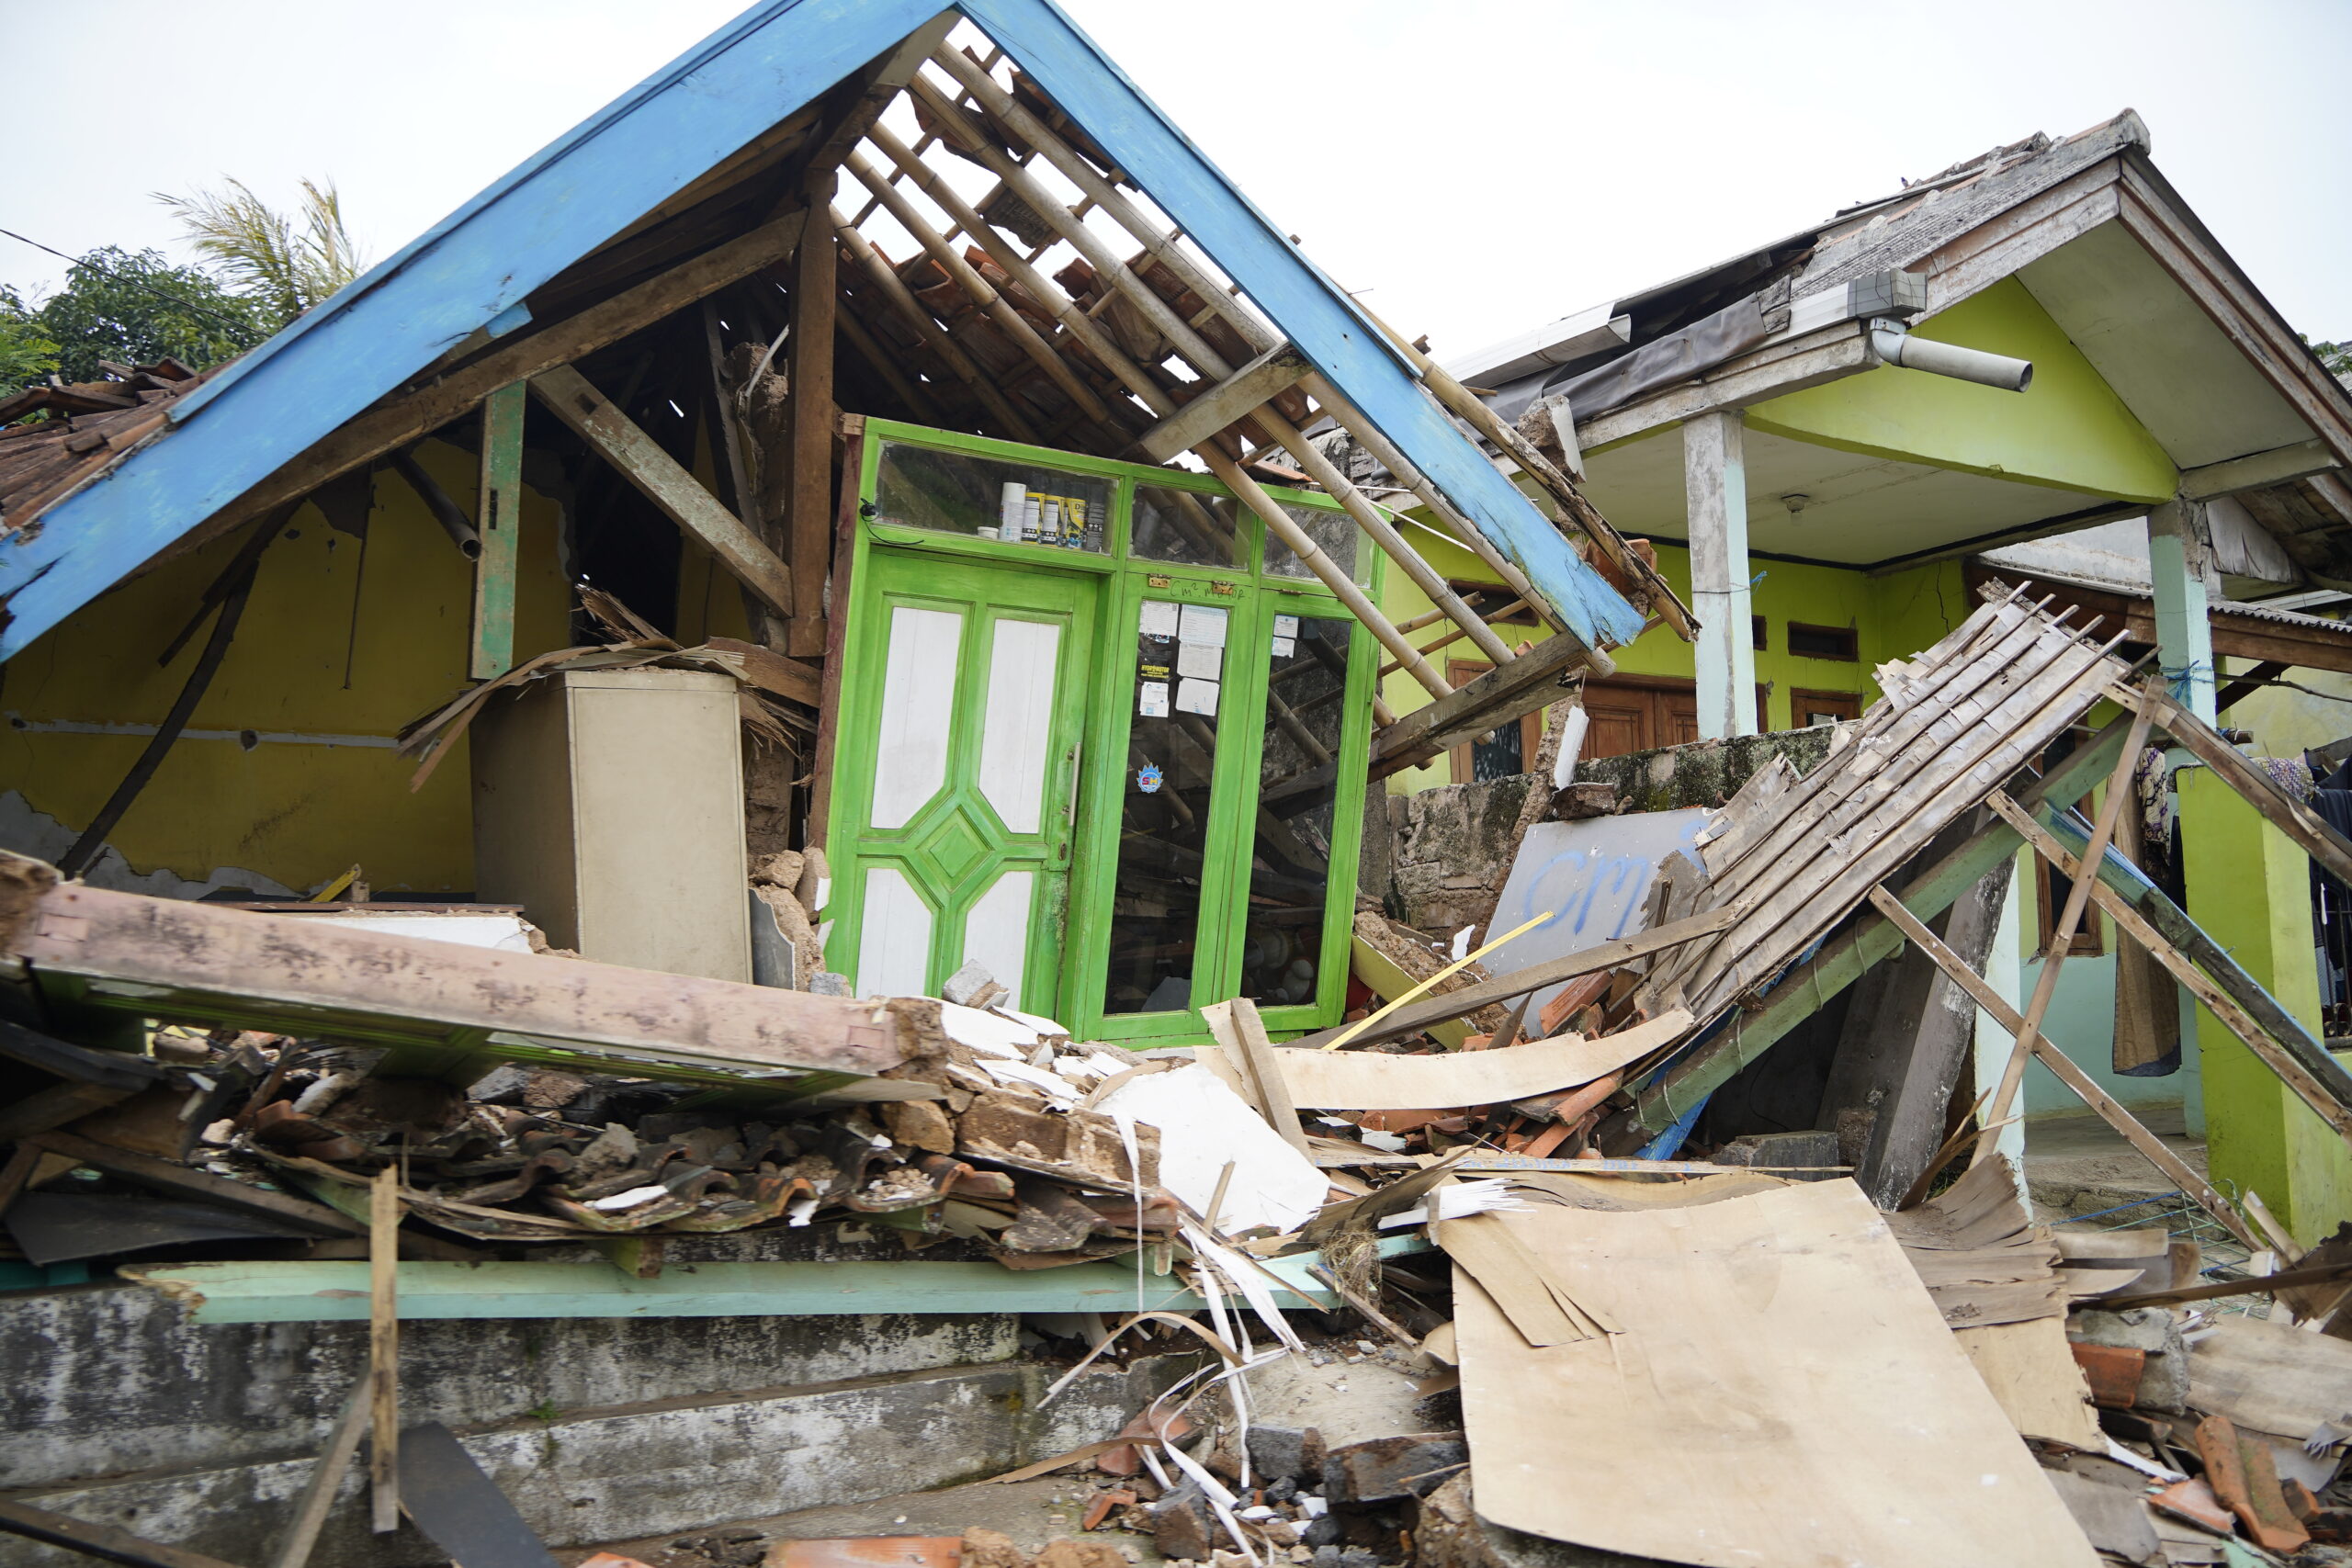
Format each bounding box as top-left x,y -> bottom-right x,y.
153,178 -> 368,328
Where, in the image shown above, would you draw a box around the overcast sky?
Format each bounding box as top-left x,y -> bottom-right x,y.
7,1 -> 2346,361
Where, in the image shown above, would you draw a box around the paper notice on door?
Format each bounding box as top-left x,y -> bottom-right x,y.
1139,601 -> 1182,639
1177,604 -> 1228,647
1138,681 -> 1171,718
1175,678 -> 1220,717
1273,615 -> 1301,638
1271,635 -> 1296,659
1176,641 -> 1223,681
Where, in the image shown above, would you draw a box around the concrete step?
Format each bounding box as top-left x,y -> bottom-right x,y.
0,1352 -> 1197,1568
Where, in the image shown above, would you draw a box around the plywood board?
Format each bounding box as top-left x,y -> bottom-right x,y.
1269,1010 -> 1690,1110
1479,809 -> 1709,1021
1453,1181 -> 2097,1567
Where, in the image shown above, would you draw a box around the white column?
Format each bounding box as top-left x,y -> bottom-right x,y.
2148,498 -> 2218,726
1685,410 -> 1758,739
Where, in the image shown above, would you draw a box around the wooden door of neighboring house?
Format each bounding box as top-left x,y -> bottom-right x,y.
1790,688 -> 1861,728
1446,658 -> 1545,784
1576,674 -> 1766,761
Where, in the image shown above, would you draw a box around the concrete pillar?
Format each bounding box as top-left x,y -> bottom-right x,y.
2179,768 -> 2352,1241
1685,410 -> 1758,739
2148,499 -> 2217,726
1976,852 -> 2029,1181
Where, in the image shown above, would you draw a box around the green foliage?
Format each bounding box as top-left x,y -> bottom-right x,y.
5,247 -> 270,391
2312,339 -> 2352,379
0,286 -> 60,395
155,177 -> 368,325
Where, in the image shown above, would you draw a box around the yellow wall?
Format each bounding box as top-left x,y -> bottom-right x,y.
0,440 -> 572,895
1377,525 -> 1970,792
1747,278 -> 2178,505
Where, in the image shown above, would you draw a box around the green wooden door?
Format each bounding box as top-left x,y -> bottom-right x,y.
828,547 -> 1098,1012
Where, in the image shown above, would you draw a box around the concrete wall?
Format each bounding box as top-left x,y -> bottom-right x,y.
0,1278 -> 1192,1567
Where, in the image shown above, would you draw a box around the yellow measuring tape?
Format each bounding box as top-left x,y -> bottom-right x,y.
1322,910 -> 1554,1050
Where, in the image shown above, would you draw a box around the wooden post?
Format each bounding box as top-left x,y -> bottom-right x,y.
1972,695 -> 2156,1164
368,1167 -> 399,1533
469,382 -> 525,680
1865,883 -> 2258,1247
786,179 -> 839,658
1202,998 -> 1312,1158
1685,411 -> 1756,739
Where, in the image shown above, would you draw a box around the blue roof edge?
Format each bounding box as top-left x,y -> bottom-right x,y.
1,0 -> 1642,661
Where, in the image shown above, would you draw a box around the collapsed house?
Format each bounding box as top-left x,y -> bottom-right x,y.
5,5 -> 2352,1567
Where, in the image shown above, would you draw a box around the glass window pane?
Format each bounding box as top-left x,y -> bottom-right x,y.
1263,501 -> 1363,583
1102,599 -> 1230,1015
1242,617 -> 1352,1008
873,441 -> 1110,553
1133,484 -> 1243,569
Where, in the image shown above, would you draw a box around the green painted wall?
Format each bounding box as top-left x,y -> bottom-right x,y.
1747,278 -> 2178,504
1375,526 -> 1970,792
2179,768 -> 2352,1243
0,440 -> 573,896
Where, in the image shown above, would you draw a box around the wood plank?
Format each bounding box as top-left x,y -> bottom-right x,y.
1573,322 -> 1877,454
1955,1319 -> 2103,1450
1297,904 -> 1740,1050
530,364 -> 795,618
1200,998 -> 1312,1157
0,1500 -> 249,1568
1864,883 -> 2256,1248
1270,1010 -> 1690,1111
114,1250 -> 1431,1322
368,1168 -> 400,1533
138,215 -> 808,584
1136,344 -> 1309,463
1635,720 -> 2133,1129
469,382 -> 526,679
267,1369 -> 371,1568
2180,439 -> 2338,502
1453,1183 -> 2099,1566
1372,632 -> 1592,773
7,871 -> 908,1081
2215,659 -> 2290,716
786,180 -> 838,658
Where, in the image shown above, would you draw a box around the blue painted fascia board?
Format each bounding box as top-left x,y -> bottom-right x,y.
956,0 -> 1645,651
2,0 -> 1641,661
0,0 -> 940,660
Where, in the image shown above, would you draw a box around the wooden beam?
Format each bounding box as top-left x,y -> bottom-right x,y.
786,185 -> 839,657
1973,690 -> 2154,1161
0,1500 -> 249,1568
2143,685 -> 2352,887
469,383 -> 525,679
1137,344 -> 1309,462
2214,659 -> 2290,715
115,1249 -> 1436,1322
1987,793 -> 2352,1151
2181,439 -> 2338,502
143,214 -> 808,581
1373,631 -> 1592,773
6,867 -> 909,1082
529,363 -> 795,619
1863,883 -> 2256,1247
831,208 -> 1041,444
1202,998 -> 1311,1158
268,1371 -> 372,1568
1573,322 -> 1877,454
27,1129 -> 362,1237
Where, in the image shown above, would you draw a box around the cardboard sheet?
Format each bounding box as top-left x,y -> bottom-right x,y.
1454,1180 -> 2097,1567
1266,1010 -> 1689,1110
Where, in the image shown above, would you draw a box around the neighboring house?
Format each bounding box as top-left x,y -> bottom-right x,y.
0,1 -> 1645,1050
1368,111 -> 2352,1228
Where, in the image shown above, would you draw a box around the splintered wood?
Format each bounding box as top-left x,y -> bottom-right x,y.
1638,588 -> 2129,1031
1453,1181 -> 2099,1568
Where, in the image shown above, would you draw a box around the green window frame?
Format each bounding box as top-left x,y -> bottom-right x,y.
830,419 -> 1383,1043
